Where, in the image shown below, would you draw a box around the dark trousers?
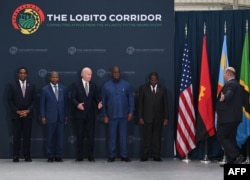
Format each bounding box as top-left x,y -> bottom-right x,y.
217,122 -> 241,162
12,117 -> 32,158
46,121 -> 64,158
141,119 -> 162,158
108,118 -> 128,158
76,116 -> 95,158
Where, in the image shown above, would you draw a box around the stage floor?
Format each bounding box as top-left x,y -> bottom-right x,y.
0,158 -> 222,180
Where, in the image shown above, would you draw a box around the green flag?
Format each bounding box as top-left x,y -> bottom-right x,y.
237,30 -> 250,147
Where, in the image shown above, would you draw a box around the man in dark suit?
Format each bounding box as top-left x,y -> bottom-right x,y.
138,72 -> 169,162
8,67 -> 36,162
72,67 -> 102,162
216,67 -> 244,166
40,71 -> 69,162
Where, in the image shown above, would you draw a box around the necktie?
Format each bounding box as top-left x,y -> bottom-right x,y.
21,82 -> 25,97
152,86 -> 156,94
54,85 -> 58,100
85,83 -> 89,96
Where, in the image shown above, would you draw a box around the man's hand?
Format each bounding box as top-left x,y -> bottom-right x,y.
103,117 -> 109,124
77,103 -> 84,110
219,92 -> 225,102
128,113 -> 133,121
16,110 -> 30,118
98,101 -> 103,109
41,118 -> 46,125
163,119 -> 168,126
138,118 -> 144,125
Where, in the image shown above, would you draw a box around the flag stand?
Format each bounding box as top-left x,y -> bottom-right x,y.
182,154 -> 191,163
218,152 -> 227,165
245,137 -> 250,164
201,139 -> 210,164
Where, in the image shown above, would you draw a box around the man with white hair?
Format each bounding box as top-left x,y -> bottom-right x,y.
216,67 -> 244,166
72,67 -> 102,162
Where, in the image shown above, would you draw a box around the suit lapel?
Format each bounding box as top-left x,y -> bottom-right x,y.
48,84 -> 58,101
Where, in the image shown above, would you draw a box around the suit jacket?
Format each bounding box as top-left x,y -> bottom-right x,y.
8,80 -> 36,119
72,80 -> 101,119
216,78 -> 243,124
138,83 -> 168,123
40,84 -> 69,123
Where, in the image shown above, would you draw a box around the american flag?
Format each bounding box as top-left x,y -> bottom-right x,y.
176,39 -> 196,158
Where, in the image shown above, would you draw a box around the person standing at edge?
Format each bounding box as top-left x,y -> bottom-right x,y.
138,72 -> 169,162
8,67 -> 36,162
40,71 -> 69,162
216,67 -> 244,166
102,66 -> 134,162
72,67 -> 102,162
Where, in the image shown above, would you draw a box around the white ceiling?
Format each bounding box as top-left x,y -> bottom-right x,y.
175,0 -> 250,11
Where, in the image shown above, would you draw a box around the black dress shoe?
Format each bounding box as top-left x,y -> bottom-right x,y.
153,157 -> 162,162
47,157 -> 54,162
88,157 -> 95,162
13,157 -> 19,162
76,157 -> 84,162
234,154 -> 244,164
24,157 -> 32,162
140,157 -> 148,162
121,157 -> 131,162
107,157 -> 115,162
55,157 -> 63,162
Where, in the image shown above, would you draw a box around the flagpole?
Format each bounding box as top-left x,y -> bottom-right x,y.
182,24 -> 192,164
200,22 -> 210,164
246,138 -> 250,164
218,21 -> 227,165
244,19 -> 250,165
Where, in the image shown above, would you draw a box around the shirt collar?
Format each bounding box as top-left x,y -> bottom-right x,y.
19,80 -> 26,85
82,79 -> 89,84
50,83 -> 58,87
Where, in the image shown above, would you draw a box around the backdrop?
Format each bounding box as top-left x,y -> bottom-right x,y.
0,0 -> 175,158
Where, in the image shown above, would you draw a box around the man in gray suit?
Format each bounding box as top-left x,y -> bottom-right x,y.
216,67 -> 244,166
138,72 -> 169,162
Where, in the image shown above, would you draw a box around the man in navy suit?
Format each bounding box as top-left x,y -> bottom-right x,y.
72,67 -> 102,162
216,67 -> 244,166
40,71 -> 69,162
8,67 -> 36,162
138,72 -> 169,162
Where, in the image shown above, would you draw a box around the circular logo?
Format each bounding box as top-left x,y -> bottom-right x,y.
68,46 -> 77,55
9,46 -> 18,55
97,69 -> 106,78
12,4 -> 45,35
127,136 -> 135,144
38,69 -> 48,78
126,46 -> 135,55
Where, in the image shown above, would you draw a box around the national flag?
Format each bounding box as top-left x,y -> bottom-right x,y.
236,30 -> 250,148
196,35 -> 215,143
217,35 -> 229,96
215,35 -> 229,129
176,38 -> 196,158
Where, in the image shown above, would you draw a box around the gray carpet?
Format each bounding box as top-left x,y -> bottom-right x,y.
0,158 -> 222,180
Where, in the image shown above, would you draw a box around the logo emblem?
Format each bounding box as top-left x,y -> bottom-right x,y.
12,4 -> 45,35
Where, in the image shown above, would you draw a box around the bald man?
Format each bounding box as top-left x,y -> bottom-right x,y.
216,67 -> 244,166
72,67 -> 102,162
